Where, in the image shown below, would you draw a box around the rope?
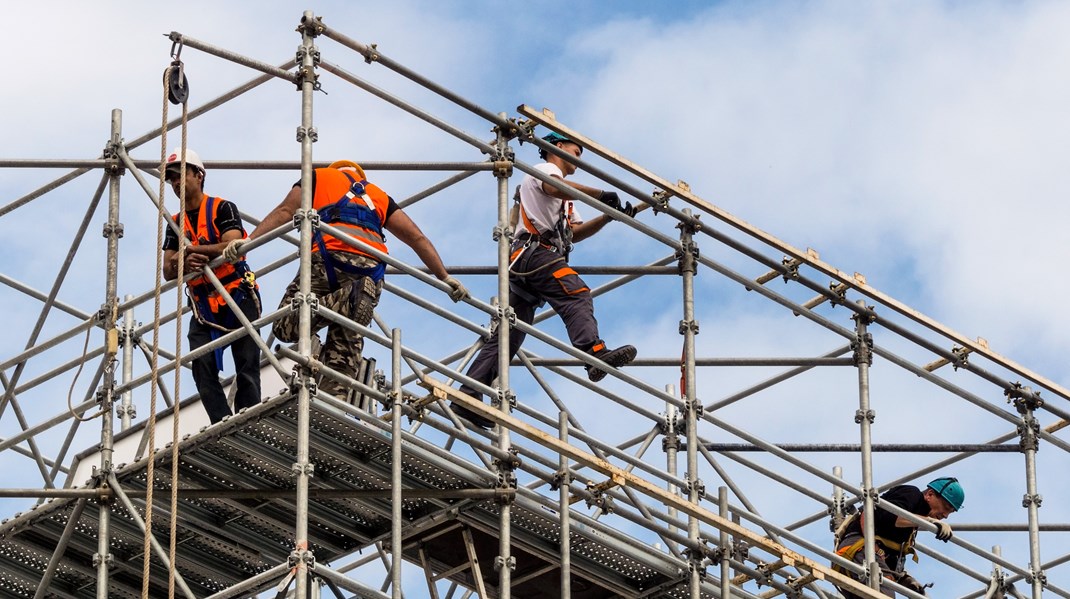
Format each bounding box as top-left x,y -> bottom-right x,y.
141,60 -> 172,599
168,61 -> 189,598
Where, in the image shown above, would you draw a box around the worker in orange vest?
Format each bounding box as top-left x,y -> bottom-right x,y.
162,148 -> 262,424
234,160 -> 468,402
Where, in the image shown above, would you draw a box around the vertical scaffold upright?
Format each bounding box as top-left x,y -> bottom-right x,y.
0,10 -> 1068,599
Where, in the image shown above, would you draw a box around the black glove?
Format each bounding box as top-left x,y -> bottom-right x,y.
897,573 -> 926,595
599,190 -> 623,211
622,201 -> 637,218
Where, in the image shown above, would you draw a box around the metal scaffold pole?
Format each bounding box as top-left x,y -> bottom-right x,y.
678,210 -> 703,597
119,294 -> 136,431
494,113 -> 517,598
293,11 -> 320,599
1011,387 -> 1047,599
92,108 -> 125,599
852,300 -> 880,594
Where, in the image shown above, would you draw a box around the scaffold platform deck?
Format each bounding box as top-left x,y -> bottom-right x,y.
0,394 -> 717,598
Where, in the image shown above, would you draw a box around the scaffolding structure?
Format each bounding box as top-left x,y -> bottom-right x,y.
1,10 -> 1068,599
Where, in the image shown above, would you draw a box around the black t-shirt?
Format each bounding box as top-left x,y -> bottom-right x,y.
848,485 -> 929,548
162,198 -> 244,251
293,173 -> 400,224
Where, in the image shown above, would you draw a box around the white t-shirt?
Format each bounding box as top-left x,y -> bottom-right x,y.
517,162 -> 583,235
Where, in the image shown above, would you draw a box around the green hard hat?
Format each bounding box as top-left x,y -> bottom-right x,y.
928,477 -> 964,511
539,131 -> 577,159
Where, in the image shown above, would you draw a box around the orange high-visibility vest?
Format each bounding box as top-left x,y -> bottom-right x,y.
312,168 -> 391,259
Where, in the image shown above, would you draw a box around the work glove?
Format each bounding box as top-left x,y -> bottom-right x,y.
926,517 -> 953,541
221,239 -> 244,263
897,573 -> 926,595
443,276 -> 469,303
622,201 -> 638,218
599,190 -> 623,211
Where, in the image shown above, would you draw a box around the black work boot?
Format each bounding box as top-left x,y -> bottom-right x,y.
585,342 -> 637,382
450,387 -> 494,429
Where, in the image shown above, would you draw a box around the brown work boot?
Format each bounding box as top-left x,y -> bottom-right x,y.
586,344 -> 637,382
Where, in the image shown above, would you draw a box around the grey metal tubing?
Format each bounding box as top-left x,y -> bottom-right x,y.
294,14 -> 317,599
0,436 -> 65,471
0,379 -> 56,489
954,523 -> 1070,531
133,159 -> 493,171
877,500 -> 1027,577
962,553 -> 1070,599
46,363 -> 106,482
541,110 -> 1070,407
107,474 -> 197,599
169,31 -> 294,82
528,253 -> 677,326
719,488 -> 731,599
398,169 -> 480,209
559,412 -> 571,598
310,302 -> 501,402
852,304 -> 879,593
493,121 -> 515,599
110,307 -> 286,397
320,60 -> 495,156
32,498 -> 87,599
390,265 -> 678,277
0,314 -> 97,373
914,544 -> 992,585
390,328 -> 403,599
726,499 -> 864,577
136,340 -> 175,409
704,345 -> 853,412
0,171 -> 107,417
784,424 -> 1040,532
0,273 -> 91,320
1019,403 -> 1045,599
10,341 -> 107,397
312,564 -> 393,599
120,295 -> 135,431
0,60 -> 292,220
201,562 -> 291,599
0,166 -> 93,218
514,357 -> 853,367
699,443 -> 1021,452
0,398 -> 95,455
382,281 -> 491,338
317,24 -> 513,131
199,266 -> 289,378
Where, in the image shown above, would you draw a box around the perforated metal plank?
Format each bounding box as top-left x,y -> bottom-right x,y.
1,394 -> 728,598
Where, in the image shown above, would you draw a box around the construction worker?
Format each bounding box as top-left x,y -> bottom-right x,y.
162,148 -> 263,424
833,477 -> 964,598
453,131 -> 644,428
230,161 -> 468,402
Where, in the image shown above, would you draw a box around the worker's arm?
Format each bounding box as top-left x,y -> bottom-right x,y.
186,229 -> 244,259
383,209 -> 450,280
163,246 -> 212,281
571,214 -> 613,243
542,177 -> 602,200
248,186 -> 302,242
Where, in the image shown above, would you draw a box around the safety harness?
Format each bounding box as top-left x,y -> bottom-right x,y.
832,513 -> 919,576
313,171 -> 387,291
180,196 -> 261,369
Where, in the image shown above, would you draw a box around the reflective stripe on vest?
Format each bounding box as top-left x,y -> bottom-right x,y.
175,195 -> 254,314
313,168 -> 390,258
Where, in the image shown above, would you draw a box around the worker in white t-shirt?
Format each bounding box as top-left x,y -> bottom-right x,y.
453,132 -> 645,428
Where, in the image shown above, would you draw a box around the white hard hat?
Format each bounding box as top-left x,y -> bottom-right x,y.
165,148 -> 205,172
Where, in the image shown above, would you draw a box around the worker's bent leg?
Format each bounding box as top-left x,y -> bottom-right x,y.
318,274 -> 380,401
459,289 -> 535,401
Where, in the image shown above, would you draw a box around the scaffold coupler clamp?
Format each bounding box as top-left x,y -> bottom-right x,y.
491,388 -> 516,413
675,238 -> 700,276
851,330 -> 874,366
1007,383 -> 1043,414
683,547 -> 708,578
1025,568 -> 1047,588
585,485 -> 615,515
651,188 -> 672,214
686,477 -> 707,501
780,256 -> 801,282
494,555 -> 517,573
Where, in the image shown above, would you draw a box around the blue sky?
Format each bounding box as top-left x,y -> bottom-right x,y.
2,1 -> 1069,596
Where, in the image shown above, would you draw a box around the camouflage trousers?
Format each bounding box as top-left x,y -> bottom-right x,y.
273,252 -> 383,401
